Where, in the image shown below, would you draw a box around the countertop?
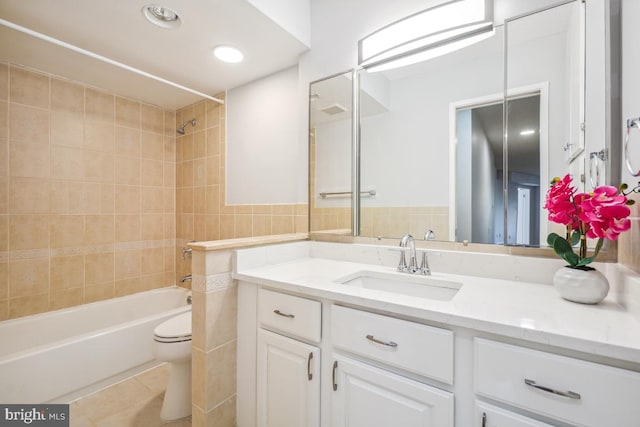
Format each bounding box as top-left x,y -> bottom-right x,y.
233,241 -> 640,365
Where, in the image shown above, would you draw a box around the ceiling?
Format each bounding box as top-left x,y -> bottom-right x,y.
0,0 -> 309,110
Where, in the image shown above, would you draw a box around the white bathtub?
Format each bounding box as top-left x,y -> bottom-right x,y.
0,287 -> 191,403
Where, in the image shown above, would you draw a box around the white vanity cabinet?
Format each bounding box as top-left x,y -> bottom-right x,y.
329,305 -> 454,427
254,288 -> 322,427
257,329 -> 320,427
237,282 -> 640,427
331,355 -> 454,427
475,338 -> 640,427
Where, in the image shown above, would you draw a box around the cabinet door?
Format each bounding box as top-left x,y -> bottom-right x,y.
476,402 -> 554,427
331,355 -> 453,427
257,329 -> 320,427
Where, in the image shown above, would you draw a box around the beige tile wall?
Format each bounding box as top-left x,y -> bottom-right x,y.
174,97 -> 308,283
191,248 -> 237,426
0,62 -> 177,320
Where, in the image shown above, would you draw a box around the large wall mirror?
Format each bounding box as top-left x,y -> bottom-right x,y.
310,0 -> 621,250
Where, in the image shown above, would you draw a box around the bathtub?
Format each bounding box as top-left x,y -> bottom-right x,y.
0,287 -> 191,404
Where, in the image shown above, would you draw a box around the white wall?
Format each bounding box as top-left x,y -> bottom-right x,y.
226,66 -> 307,204
314,119 -> 352,207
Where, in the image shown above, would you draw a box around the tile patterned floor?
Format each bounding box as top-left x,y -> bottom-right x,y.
69,364 -> 191,426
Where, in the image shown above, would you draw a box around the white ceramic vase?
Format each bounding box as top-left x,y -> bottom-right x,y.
553,266 -> 610,304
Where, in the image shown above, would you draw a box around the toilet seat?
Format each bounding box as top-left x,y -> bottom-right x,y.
154,311 -> 192,343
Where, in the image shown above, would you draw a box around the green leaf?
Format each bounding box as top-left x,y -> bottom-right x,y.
570,230 -> 580,246
552,235 -> 579,267
574,238 -> 604,267
547,233 -> 561,246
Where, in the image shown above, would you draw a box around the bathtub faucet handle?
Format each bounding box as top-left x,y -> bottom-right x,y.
181,247 -> 192,261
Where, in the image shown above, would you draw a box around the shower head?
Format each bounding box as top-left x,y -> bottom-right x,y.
177,118 -> 197,135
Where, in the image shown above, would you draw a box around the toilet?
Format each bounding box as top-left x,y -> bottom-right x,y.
153,310 -> 192,421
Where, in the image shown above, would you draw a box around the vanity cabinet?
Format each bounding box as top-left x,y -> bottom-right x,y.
330,305 -> 454,427
238,282 -> 640,427
331,355 -> 454,427
255,288 -> 323,427
475,338 -> 640,427
257,329 -> 320,427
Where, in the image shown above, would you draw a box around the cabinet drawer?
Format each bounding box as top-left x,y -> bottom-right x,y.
258,288 -> 321,342
331,305 -> 453,384
475,401 -> 553,427
475,338 -> 640,427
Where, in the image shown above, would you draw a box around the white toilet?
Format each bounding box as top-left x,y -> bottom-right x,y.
153,310 -> 192,421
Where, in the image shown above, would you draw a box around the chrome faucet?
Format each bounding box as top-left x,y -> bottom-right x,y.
420,230 -> 435,275
181,247 -> 192,260
180,274 -> 192,283
398,234 -> 419,273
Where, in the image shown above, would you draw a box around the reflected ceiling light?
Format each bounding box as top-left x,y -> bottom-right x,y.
520,129 -> 536,136
213,45 -> 244,63
142,5 -> 181,29
359,0 -> 493,71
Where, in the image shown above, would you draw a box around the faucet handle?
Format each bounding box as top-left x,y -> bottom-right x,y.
420,230 -> 434,276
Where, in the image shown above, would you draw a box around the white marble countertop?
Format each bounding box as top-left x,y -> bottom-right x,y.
233,241 -> 640,365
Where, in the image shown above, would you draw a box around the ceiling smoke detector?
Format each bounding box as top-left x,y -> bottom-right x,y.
142,5 -> 181,29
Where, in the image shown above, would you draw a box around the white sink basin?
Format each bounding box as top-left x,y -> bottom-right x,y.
336,271 -> 462,301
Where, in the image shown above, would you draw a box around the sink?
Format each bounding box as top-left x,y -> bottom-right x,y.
336,271 -> 462,301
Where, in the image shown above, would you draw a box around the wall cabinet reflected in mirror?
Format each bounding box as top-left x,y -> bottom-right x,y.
310,0 -> 620,249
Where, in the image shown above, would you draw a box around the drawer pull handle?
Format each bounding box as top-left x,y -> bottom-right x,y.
524,379 -> 581,400
273,309 -> 295,318
307,352 -> 313,381
481,412 -> 486,427
332,360 -> 338,391
366,334 -> 398,348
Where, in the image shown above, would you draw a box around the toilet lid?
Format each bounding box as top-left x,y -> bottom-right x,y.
154,311 -> 192,339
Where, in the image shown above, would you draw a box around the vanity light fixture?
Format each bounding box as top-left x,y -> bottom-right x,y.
142,4 -> 181,29
213,45 -> 244,63
520,129 -> 536,136
359,0 -> 493,71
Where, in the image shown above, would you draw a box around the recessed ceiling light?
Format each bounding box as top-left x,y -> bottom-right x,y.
520,129 -> 536,136
213,45 -> 244,63
142,5 -> 181,29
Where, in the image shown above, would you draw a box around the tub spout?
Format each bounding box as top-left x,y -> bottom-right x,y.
180,275 -> 192,283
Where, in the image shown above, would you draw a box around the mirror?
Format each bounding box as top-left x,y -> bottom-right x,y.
309,71 -> 354,234
310,0 -> 609,247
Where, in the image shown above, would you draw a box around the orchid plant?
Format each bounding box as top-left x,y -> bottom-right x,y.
544,174 -> 639,269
